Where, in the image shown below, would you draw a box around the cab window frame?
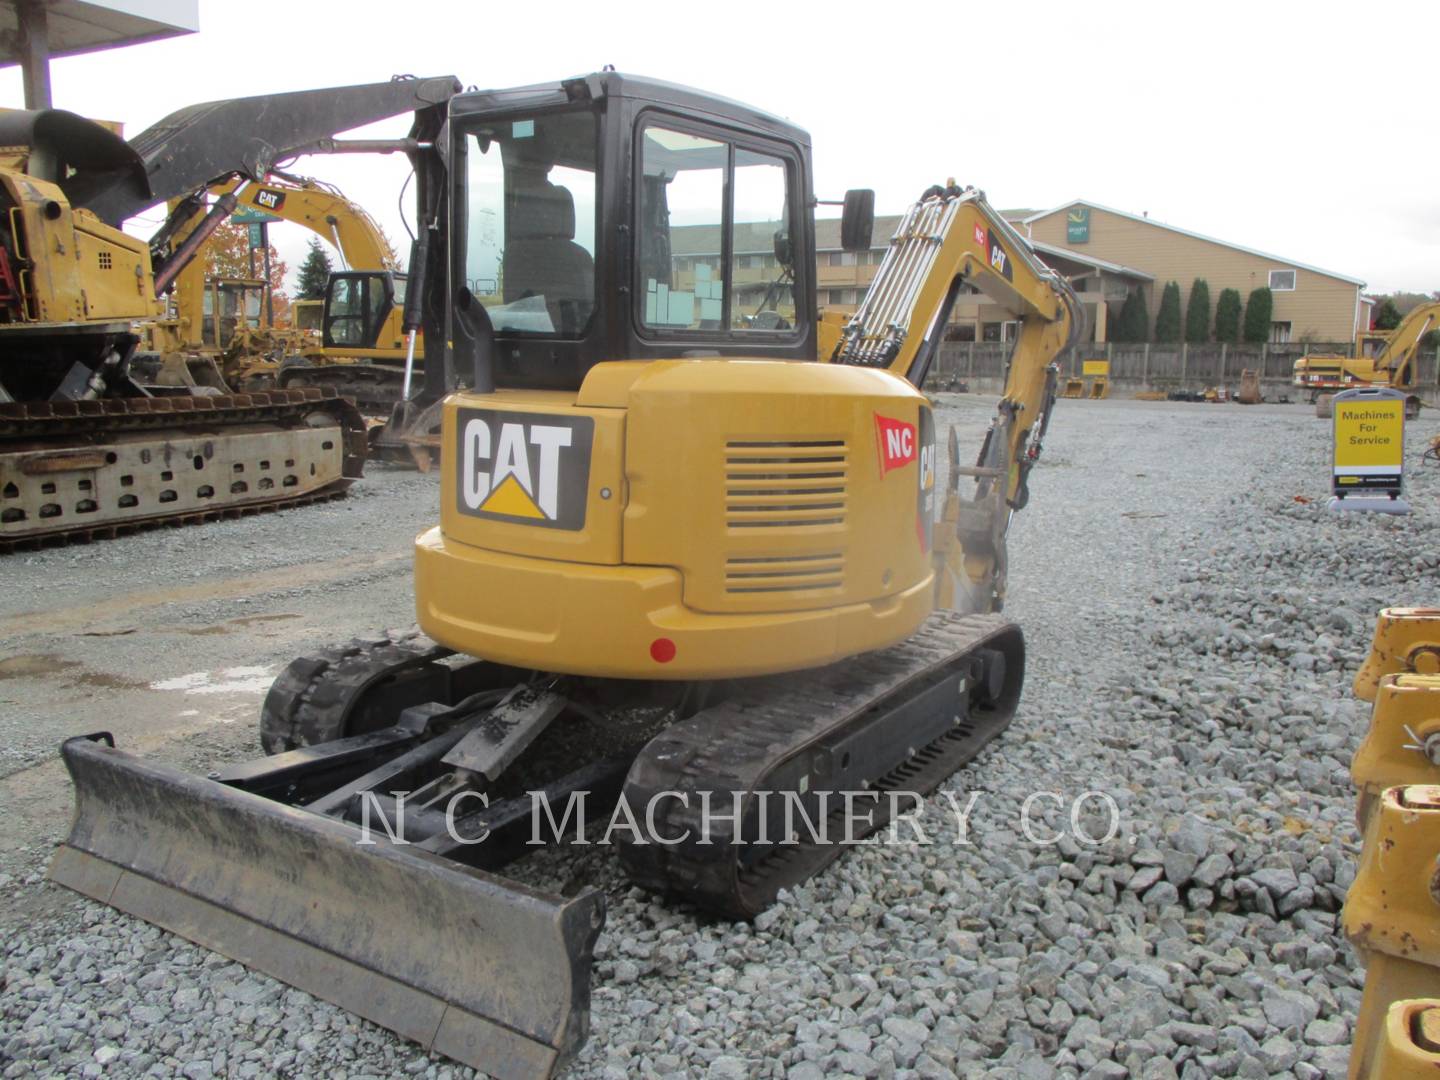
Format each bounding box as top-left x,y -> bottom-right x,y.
631,109 -> 805,345
451,105 -> 602,342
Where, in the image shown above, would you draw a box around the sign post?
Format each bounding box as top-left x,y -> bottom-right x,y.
1329,387 -> 1409,515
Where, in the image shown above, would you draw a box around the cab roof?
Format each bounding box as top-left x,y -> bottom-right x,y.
449,71 -> 811,148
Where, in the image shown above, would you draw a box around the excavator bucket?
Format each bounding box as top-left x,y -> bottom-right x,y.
1061,377 -> 1085,398
1087,377 -> 1109,399
49,734 -> 602,1080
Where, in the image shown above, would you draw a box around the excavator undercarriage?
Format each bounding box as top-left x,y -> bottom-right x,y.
54,612 -> 1021,1076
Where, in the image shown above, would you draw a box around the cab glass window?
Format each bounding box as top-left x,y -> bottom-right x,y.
326,276 -> 368,347
730,149 -> 792,330
637,122 -> 797,337
462,111 -> 597,337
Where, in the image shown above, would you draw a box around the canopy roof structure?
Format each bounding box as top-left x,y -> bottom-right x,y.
0,1 -> 198,107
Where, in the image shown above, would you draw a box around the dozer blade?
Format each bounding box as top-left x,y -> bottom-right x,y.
49,735 -> 602,1080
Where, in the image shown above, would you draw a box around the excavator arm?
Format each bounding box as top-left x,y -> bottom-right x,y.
831,184 -> 1084,611
1374,301 -> 1440,390
205,174 -> 399,272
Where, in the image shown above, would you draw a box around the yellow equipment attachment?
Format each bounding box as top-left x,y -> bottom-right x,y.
1344,785 -> 1440,1077
1087,377 -> 1109,399
1352,674 -> 1440,831
1366,1000 -> 1440,1077
1061,377 -> 1085,398
1356,608 -> 1440,701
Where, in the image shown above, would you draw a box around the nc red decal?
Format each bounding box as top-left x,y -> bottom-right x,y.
973,222 -> 988,249
875,413 -> 917,476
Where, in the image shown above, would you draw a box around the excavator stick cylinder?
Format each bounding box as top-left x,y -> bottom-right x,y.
50,734 -> 602,1080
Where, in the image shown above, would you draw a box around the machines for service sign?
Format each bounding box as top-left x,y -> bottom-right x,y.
1329,387 -> 1409,514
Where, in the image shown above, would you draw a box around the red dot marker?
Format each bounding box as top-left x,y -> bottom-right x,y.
650,638 -> 676,663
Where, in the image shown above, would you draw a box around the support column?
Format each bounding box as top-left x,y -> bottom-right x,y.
18,0 -> 53,110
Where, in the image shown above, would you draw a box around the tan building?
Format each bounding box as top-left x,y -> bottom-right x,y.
814,214 -> 1153,344
1022,200 -> 1368,343
680,200 -> 1367,345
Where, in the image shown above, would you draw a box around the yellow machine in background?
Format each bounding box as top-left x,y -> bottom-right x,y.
0,79 -> 457,548
1295,302 -> 1438,417
147,174 -> 413,407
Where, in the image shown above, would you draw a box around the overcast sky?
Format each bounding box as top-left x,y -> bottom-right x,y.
3,0 -> 1435,294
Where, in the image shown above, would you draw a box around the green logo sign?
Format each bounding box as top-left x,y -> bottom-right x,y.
1066,207 -> 1090,244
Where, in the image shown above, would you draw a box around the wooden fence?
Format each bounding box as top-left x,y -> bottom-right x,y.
929,341 -> 1440,396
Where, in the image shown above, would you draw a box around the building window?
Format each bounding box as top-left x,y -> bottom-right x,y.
828,251 -> 856,267
1072,277 -> 1089,293
868,250 -> 886,265
982,322 -> 1003,342
1269,269 -> 1297,292
1270,321 -> 1292,344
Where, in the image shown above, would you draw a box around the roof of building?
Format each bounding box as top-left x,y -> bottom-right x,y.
1023,199 -> 1365,287
1029,240 -> 1153,281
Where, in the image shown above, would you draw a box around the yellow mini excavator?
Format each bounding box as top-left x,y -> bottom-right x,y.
51,73 -> 1081,1078
0,78 -> 458,549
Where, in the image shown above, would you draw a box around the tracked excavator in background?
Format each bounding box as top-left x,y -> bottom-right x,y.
51,73 -> 1083,1078
141,174 -> 405,398
183,173 -> 424,412
0,76 -> 459,549
1294,301 -> 1439,418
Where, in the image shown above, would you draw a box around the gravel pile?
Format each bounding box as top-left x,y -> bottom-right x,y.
3,399 -> 1437,1079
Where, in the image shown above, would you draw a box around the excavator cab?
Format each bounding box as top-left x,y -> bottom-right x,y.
443,74 -> 816,392
322,270 -> 406,351
201,278 -> 266,349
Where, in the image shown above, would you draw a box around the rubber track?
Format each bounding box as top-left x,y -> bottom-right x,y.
0,388 -> 367,552
278,364 -> 403,413
618,611 -> 1019,918
259,631 -> 452,753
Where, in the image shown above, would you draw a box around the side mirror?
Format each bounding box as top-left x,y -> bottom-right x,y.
841,189 -> 875,252
773,229 -> 793,268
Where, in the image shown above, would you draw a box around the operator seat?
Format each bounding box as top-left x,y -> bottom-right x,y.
504,178 -> 594,335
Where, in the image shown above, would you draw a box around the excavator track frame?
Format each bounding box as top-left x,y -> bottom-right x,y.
0,387 -> 366,550
619,612 -> 1022,917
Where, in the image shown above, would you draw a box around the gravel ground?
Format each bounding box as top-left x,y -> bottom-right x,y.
2,395 -> 1437,1079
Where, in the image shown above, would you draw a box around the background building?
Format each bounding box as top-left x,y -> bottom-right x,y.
1021,200 -> 1367,344
678,199 -> 1367,347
